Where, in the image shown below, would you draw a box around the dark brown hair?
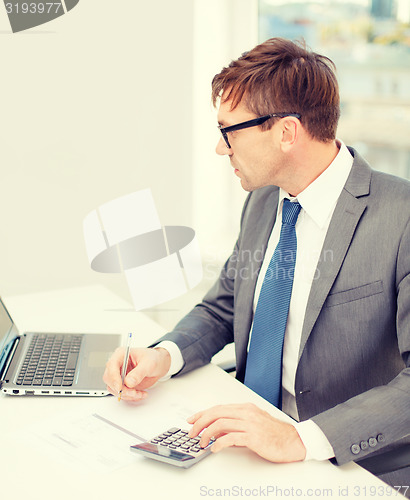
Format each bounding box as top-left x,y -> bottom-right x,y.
212,38 -> 340,142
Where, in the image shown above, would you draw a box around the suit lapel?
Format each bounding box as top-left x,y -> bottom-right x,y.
298,149 -> 372,362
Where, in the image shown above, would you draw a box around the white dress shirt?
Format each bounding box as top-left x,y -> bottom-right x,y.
158,140 -> 353,461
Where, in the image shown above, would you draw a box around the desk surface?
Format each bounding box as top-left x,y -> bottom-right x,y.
0,286 -> 396,500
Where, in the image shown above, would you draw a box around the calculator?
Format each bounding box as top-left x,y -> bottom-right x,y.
130,427 -> 214,468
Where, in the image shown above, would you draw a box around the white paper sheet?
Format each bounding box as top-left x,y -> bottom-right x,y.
13,391 -> 198,474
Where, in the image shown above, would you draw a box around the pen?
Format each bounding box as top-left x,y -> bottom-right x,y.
118,332 -> 133,402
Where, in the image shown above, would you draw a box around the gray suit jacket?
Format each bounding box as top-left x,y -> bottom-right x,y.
156,148 -> 410,480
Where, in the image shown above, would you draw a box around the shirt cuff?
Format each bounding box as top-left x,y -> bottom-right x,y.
294,419 -> 335,461
155,341 -> 184,381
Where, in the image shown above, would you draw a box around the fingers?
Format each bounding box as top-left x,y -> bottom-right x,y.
106,381 -> 148,401
187,403 -> 306,462
188,403 -> 258,423
186,403 -> 302,461
198,418 -> 245,448
103,347 -> 126,393
103,348 -> 147,401
118,387 -> 148,401
188,403 -> 257,437
211,432 -> 247,453
187,404 -> 257,452
124,354 -> 155,388
103,347 -> 169,402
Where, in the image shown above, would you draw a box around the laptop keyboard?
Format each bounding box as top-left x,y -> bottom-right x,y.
16,334 -> 83,387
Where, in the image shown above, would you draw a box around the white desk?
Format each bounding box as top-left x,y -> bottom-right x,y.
0,286 -> 398,500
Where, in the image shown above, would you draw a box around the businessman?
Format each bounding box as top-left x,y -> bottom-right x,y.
104,38 -> 410,490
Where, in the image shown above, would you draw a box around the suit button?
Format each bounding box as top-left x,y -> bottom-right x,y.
377,434 -> 385,443
360,441 -> 369,451
368,437 -> 378,447
351,444 -> 361,455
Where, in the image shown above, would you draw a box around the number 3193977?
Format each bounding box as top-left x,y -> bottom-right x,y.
5,2 -> 62,15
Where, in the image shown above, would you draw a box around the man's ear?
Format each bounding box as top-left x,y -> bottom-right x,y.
280,118 -> 299,152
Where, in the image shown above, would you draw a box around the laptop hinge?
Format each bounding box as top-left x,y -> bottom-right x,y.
0,336 -> 20,382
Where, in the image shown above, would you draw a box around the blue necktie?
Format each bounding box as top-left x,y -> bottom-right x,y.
244,199 -> 302,407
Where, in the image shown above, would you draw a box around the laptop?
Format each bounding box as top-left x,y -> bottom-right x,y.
0,297 -> 121,396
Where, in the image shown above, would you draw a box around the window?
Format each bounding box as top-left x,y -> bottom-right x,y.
259,0 -> 410,179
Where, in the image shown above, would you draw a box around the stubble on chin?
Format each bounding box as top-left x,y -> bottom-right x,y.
239,177 -> 257,192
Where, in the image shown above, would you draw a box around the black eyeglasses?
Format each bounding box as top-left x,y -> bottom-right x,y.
217,113 -> 301,149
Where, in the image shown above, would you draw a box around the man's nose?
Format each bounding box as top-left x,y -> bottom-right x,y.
216,137 -> 231,156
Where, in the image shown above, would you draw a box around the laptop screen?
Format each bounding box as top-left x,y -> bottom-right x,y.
0,298 -> 19,378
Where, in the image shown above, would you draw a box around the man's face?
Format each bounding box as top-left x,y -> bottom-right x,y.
216,96 -> 283,192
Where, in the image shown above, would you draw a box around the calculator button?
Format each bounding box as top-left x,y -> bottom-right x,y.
167,428 -> 181,434
191,446 -> 201,453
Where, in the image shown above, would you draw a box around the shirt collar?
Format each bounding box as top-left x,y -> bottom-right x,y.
278,140 -> 353,229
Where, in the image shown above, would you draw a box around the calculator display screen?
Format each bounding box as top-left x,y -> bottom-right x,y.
132,442 -> 194,462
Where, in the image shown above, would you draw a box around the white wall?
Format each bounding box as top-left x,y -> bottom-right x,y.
192,0 -> 258,281
0,0 -> 258,315
0,0 -> 194,297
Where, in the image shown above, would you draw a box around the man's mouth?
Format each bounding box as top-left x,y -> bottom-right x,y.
230,158 -> 241,176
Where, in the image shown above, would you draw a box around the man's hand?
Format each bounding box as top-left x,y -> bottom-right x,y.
103,347 -> 171,401
187,403 -> 306,463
